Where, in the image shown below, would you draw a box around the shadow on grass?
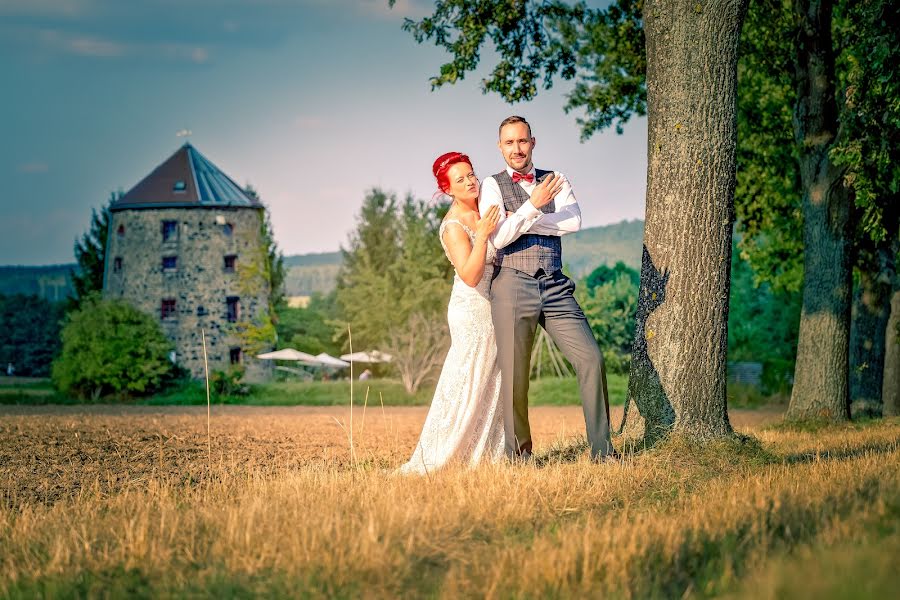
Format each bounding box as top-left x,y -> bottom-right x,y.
782,439 -> 900,465
532,431 -> 776,469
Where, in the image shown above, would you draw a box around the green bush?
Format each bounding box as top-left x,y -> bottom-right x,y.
51,295 -> 176,400
603,350 -> 631,375
210,366 -> 250,397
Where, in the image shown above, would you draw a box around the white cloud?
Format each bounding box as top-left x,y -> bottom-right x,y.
189,46 -> 210,63
0,0 -> 92,18
16,162 -> 49,174
34,28 -> 211,63
293,116 -> 325,129
67,35 -> 126,57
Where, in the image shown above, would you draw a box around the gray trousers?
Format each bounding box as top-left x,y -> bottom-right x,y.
491,267 -> 613,458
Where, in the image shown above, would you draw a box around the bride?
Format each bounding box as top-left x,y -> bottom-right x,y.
398,152 -> 505,474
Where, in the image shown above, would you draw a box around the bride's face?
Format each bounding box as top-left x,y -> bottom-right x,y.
446,162 -> 478,202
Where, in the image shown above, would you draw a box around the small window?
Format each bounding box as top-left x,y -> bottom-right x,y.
229,347 -> 242,365
161,298 -> 176,320
226,296 -> 240,323
162,220 -> 178,242
116,225 -> 125,238
162,256 -> 177,271
224,255 -> 237,273
173,180 -> 187,192
223,222 -> 234,236
113,257 -> 122,273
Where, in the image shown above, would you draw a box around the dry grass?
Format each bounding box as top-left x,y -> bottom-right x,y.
1,405 -> 897,598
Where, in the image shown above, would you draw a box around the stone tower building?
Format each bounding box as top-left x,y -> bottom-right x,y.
103,143 -> 273,380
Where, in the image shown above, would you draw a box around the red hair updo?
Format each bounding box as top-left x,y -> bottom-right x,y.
432,151 -> 473,195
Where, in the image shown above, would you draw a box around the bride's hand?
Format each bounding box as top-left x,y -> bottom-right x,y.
475,205 -> 501,242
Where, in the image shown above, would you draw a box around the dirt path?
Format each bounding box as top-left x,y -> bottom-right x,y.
1,405 -> 785,506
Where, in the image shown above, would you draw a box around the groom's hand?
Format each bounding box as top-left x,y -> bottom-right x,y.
529,172 -> 564,209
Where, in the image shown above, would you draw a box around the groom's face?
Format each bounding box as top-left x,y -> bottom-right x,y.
498,122 -> 535,173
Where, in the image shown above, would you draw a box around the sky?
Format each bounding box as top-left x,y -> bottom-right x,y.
1,0 -> 647,265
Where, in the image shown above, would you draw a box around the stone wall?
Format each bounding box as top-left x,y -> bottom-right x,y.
103,206 -> 273,381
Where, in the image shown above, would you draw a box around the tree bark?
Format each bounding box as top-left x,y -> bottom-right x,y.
621,0 -> 748,443
849,267 -> 891,417
882,273 -> 900,417
785,0 -> 853,421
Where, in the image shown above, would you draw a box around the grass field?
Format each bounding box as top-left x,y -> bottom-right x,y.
0,374 -> 776,409
1,403 -> 897,598
0,375 -> 631,407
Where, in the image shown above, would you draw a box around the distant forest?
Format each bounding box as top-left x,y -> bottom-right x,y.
0,220 -> 645,300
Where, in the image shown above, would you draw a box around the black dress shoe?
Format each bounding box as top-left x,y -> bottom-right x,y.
508,449 -> 533,465
592,449 -> 621,463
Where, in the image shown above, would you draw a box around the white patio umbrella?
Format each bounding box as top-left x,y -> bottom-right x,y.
339,350 -> 393,363
315,353 -> 351,368
257,348 -> 322,366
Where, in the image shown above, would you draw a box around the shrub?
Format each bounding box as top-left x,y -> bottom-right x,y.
52,295 -> 176,400
210,366 -> 250,397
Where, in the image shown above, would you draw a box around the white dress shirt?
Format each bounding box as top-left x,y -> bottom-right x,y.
478,165 -> 582,249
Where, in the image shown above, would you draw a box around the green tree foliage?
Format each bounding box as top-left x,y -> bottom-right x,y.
70,193 -> 118,309
733,0 -> 802,292
573,248 -> 803,386
335,189 -> 452,390
52,295 -> 176,399
727,237 -> 801,391
392,0 -> 645,135
244,185 -> 286,312
276,293 -> 341,356
735,0 -> 900,293
335,189 -> 451,351
584,261 -> 639,291
335,188 -> 402,349
576,262 -> 639,374
231,187 -> 285,357
832,0 -> 900,246
0,294 -> 65,377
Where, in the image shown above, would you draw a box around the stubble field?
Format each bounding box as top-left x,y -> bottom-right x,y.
1,404 -> 898,598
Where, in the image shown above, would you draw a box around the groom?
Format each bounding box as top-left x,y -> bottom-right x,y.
480,115 -> 614,460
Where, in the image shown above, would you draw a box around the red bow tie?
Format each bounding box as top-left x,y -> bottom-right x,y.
512,172 -> 535,184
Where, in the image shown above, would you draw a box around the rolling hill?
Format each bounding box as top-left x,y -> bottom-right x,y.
282,219 -> 644,296
1,220 -> 644,301
0,265 -> 75,302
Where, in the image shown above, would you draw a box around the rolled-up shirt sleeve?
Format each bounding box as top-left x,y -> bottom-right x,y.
479,175 -> 543,249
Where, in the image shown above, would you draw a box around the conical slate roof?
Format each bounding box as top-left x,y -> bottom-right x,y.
112,143 -> 261,211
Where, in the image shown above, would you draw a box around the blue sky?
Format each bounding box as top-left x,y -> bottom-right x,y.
1,0 -> 646,265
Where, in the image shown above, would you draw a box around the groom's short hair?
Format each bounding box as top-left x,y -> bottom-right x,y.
499,115 -> 532,138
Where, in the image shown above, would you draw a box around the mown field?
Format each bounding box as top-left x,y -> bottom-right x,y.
0,375 -> 632,408
1,402 -> 897,598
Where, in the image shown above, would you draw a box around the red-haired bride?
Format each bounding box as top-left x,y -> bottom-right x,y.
398,152 -> 505,474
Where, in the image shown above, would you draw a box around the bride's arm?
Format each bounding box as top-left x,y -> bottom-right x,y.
443,207 -> 500,287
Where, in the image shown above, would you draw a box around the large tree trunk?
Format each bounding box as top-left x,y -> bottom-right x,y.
849,267 -> 891,417
882,272 -> 900,417
785,0 -> 853,421
621,0 -> 748,443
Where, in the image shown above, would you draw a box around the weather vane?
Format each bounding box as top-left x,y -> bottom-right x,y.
176,128 -> 192,140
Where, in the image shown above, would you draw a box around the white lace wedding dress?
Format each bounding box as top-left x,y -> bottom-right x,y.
398,219 -> 505,474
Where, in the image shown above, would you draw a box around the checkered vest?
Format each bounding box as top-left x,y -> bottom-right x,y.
494,169 -> 563,276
